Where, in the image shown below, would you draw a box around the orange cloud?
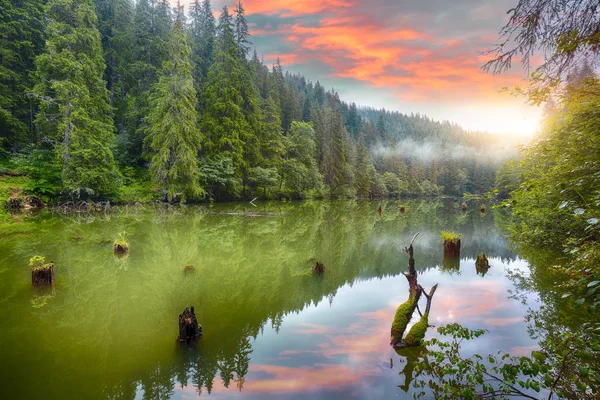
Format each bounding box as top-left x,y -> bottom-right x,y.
243,0 -> 354,18
254,12 -> 527,103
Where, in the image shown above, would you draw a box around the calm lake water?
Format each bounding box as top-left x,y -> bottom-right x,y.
0,200 -> 537,399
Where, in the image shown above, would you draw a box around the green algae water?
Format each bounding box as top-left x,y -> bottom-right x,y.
0,200 -> 534,399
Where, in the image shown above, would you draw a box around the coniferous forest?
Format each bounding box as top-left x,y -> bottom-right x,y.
1,0 -> 505,203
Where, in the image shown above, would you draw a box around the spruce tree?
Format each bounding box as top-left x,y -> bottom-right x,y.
200,6 -> 249,180
147,8 -> 202,201
188,0 -> 215,112
355,133 -> 371,198
322,106 -> 347,194
33,0 -> 119,197
233,0 -> 250,59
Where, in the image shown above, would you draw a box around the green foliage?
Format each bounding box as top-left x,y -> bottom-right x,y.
29,255 -> 52,271
441,231 -> 462,243
14,148 -> 62,202
33,0 -> 119,198
198,155 -> 241,199
280,122 -> 324,199
412,323 -> 600,399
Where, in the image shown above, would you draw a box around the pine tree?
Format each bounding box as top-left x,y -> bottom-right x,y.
0,0 -> 45,150
233,0 -> 250,59
146,6 -> 202,201
354,133 -> 370,198
33,0 -> 119,197
200,6 -> 249,181
189,0 -> 215,112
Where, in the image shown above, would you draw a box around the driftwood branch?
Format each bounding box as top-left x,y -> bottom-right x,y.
403,232 -> 420,254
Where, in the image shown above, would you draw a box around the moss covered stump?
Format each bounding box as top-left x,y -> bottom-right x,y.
32,263 -> 54,286
475,253 -> 490,276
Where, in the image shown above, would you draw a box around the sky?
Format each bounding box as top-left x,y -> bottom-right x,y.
194,0 -> 542,136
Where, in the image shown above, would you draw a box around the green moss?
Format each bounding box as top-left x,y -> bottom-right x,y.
391,296 -> 417,341
404,312 -> 429,346
441,231 -> 462,243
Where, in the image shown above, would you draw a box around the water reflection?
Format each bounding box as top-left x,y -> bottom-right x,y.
0,200 -> 523,399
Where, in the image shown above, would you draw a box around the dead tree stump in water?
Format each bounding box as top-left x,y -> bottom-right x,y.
443,239 -> 461,257
314,261 -> 325,274
461,203 -> 467,212
32,263 -> 54,286
390,233 -> 439,347
178,306 -> 202,342
475,253 -> 490,276
399,206 -> 406,213
377,205 -> 382,215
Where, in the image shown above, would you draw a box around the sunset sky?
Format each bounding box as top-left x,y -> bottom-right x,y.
200,0 -> 541,136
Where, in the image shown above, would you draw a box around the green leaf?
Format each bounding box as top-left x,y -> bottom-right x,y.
588,281 -> 600,288
562,292 -> 572,298
579,365 -> 589,377
575,298 -> 586,307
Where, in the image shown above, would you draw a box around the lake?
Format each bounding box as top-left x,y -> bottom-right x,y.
0,200 -> 537,399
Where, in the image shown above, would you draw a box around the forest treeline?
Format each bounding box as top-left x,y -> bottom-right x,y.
1,0 -> 503,202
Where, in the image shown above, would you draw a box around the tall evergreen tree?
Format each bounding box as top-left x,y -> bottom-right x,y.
0,0 -> 45,150
322,106 -> 347,194
354,133 -> 370,198
188,0 -> 215,112
146,5 -> 202,201
200,6 -> 249,178
33,0 -> 119,197
233,0 -> 250,59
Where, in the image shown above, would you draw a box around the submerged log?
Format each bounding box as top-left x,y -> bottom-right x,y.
32,263 -> 54,286
314,261 -> 325,274
443,239 -> 461,257
178,306 -> 202,342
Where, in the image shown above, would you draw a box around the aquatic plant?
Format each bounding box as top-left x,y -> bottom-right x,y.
28,255 -> 51,271
440,231 -> 462,243
113,231 -> 129,253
